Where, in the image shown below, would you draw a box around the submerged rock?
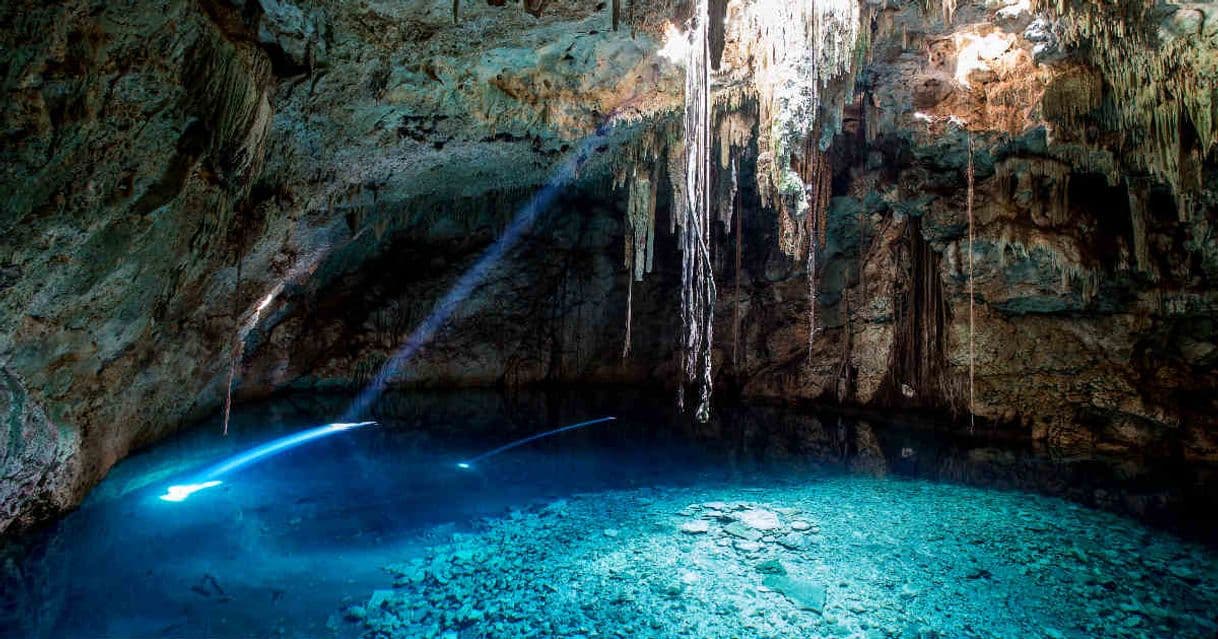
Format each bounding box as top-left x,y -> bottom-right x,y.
723,522 -> 764,541
777,532 -> 810,550
756,559 -> 787,575
739,509 -> 782,530
346,478 -> 1218,639
680,519 -> 710,534
734,540 -> 764,553
368,590 -> 394,609
763,574 -> 828,613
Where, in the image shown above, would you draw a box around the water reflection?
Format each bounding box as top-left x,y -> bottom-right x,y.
703,401 -> 1218,544
1,388 -> 1215,638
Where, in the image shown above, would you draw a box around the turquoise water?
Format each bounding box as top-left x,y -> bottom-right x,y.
2,390 -> 1216,638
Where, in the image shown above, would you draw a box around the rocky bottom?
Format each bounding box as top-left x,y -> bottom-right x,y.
347,476 -> 1218,639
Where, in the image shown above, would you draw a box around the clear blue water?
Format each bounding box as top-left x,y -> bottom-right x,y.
3,390 -> 1217,638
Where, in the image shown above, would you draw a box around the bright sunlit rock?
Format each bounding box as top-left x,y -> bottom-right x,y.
657,22 -> 690,66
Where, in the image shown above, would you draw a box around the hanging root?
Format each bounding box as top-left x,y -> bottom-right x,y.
807,236 -> 818,360
732,170 -> 742,371
797,147 -> 832,360
221,243 -> 244,436
966,133 -> 976,432
622,275 -> 633,359
222,339 -> 240,436
835,288 -> 853,401
677,0 -> 716,422
885,216 -> 952,408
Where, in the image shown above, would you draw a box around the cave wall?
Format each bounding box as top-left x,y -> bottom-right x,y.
236,188 -> 682,394
262,0 -> 1217,462
0,0 -> 681,534
1,0 -> 1216,535
724,1 -> 1217,460
0,0 -> 283,533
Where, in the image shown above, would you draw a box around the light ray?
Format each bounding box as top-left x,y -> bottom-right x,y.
159,421 -> 375,502
455,416 -> 616,469
340,121 -> 621,422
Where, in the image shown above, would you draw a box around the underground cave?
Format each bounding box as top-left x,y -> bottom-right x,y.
2,0 -> 1218,637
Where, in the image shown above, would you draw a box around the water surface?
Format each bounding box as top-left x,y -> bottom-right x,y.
2,389 -> 1215,638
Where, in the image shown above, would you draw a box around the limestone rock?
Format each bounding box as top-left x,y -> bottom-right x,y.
680,520 -> 710,535
763,574 -> 827,613
723,522 -> 763,542
738,508 -> 781,531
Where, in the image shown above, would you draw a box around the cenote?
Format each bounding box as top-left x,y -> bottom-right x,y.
3,389 -> 1218,638
3,0 -> 1218,638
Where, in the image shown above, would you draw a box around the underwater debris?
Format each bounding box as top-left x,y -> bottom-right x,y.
358,478 -> 1218,638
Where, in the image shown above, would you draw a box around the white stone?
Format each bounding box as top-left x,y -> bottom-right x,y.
680,519 -> 710,534
739,509 -> 781,530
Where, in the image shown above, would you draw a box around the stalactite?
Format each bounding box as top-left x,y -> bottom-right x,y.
994,157 -> 1071,227
1032,0 -> 1217,213
616,160 -> 655,362
1126,179 -> 1153,278
612,120 -> 684,362
864,93 -> 881,145
924,0 -> 957,23
612,0 -> 621,31
835,285 -> 853,402
716,113 -> 751,230
619,165 -> 657,282
614,122 -> 677,276
186,34 -> 272,188
995,234 -> 1099,303
722,0 -> 863,230
666,138 -> 685,235
718,155 -> 738,231
717,112 -> 753,171
1041,65 -> 1102,128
